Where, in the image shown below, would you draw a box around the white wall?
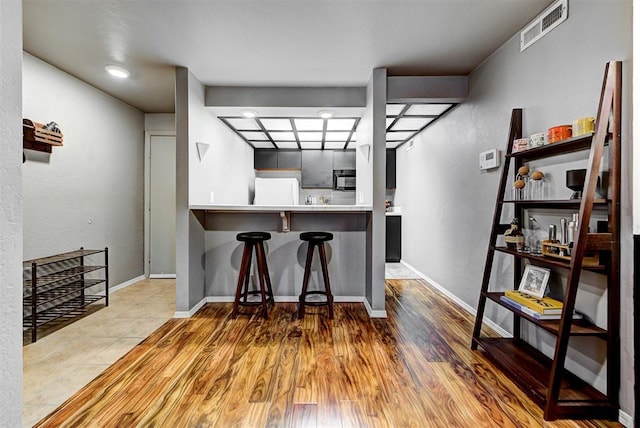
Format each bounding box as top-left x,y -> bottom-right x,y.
0,1 -> 23,424
395,0 -> 633,418
22,53 -> 145,286
188,74 -> 254,205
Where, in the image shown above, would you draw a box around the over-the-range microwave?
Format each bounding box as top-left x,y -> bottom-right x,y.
334,170 -> 356,190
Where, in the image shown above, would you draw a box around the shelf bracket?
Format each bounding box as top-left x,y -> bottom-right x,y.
280,211 -> 291,232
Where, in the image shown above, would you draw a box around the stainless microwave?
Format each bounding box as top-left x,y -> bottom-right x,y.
334,170 -> 356,190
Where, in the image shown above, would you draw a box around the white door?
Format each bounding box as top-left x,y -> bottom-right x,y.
149,135 -> 176,276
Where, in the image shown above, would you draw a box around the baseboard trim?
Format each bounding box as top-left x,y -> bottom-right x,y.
174,295 -> 370,317
363,297 -> 388,318
618,409 -> 633,427
173,297 -> 208,318
149,273 -> 176,279
399,260 -> 510,338
105,275 -> 146,294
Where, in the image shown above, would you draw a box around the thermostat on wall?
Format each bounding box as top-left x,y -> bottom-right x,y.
479,149 -> 500,170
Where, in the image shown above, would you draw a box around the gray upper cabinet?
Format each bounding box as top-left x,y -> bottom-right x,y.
277,150 -> 302,169
333,150 -> 356,170
302,150 -> 334,188
254,150 -> 277,169
254,150 -> 301,169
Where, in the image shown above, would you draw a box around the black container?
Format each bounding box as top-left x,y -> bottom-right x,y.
566,169 -> 587,199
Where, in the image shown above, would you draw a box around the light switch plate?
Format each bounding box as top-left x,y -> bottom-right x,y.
479,149 -> 500,170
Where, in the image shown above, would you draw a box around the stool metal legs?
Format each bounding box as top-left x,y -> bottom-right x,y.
298,241 -> 334,319
232,241 -> 274,319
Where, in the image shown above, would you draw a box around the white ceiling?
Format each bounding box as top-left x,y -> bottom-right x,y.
23,0 -> 552,114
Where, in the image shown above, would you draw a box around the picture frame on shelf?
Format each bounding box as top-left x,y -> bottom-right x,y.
518,265 -> 551,298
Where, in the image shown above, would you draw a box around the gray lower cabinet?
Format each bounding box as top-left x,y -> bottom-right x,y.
302,150 -> 334,188
385,215 -> 401,262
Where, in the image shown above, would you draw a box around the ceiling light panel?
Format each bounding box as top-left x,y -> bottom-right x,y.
260,118 -> 292,131
386,104 -> 406,116
294,118 -> 323,131
386,118 -> 394,128
252,141 -> 275,148
326,118 -> 356,131
224,118 -> 261,130
299,142 -> 322,149
241,131 -> 269,140
386,131 -> 415,141
346,141 -> 356,149
325,131 -> 351,142
275,141 -> 299,149
268,131 -> 296,141
298,132 -> 323,141
405,104 -> 452,116
386,141 -> 401,149
324,141 -> 348,149
390,118 -> 433,131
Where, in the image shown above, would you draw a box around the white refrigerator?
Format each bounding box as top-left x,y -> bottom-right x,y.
254,178 -> 300,205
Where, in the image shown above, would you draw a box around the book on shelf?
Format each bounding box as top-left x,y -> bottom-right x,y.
499,295 -> 583,320
503,290 -> 563,314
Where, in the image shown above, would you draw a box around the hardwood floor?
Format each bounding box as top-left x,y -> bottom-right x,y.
35,279 -> 621,427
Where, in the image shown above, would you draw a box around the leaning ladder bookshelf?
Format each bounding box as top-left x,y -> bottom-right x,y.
471,61 -> 621,421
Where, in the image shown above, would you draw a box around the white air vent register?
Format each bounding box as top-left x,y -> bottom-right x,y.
520,0 -> 568,52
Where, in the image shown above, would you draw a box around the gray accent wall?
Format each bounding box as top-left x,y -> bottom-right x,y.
0,0 -> 23,424
394,0 -> 633,417
22,53 -> 145,287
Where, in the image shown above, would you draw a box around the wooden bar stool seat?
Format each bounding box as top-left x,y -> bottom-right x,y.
298,231 -> 334,319
232,231 -> 274,319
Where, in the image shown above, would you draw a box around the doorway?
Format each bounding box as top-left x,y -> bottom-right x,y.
146,134 -> 176,278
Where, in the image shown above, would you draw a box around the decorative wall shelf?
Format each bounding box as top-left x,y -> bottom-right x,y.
23,118 -> 63,154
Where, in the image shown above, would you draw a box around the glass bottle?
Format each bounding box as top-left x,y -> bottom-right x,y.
504,218 -> 525,251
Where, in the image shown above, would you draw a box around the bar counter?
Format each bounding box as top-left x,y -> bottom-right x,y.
190,204 -> 372,302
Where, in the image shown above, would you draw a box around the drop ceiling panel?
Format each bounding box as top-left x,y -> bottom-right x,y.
260,118 -> 292,130
225,118 -> 261,130
298,132 -> 324,141
326,118 -> 356,131
300,142 -> 322,149
324,141 -> 347,149
294,118 -> 324,131
386,131 -> 415,141
386,104 -> 406,115
268,131 -> 296,141
252,141 -> 276,148
241,131 -> 269,140
405,104 -> 452,116
390,117 -> 433,131
325,131 -> 351,142
275,141 -> 299,149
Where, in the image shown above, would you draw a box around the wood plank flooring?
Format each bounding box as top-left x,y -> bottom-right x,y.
35,279 -> 621,427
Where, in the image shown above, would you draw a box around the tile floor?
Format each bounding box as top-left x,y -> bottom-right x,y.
23,264 -> 415,426
22,278 -> 175,427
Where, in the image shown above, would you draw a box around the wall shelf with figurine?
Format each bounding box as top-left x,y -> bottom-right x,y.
471,62 -> 621,421
23,118 -> 63,154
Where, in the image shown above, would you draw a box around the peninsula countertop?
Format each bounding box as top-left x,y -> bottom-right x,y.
190,204 -> 373,213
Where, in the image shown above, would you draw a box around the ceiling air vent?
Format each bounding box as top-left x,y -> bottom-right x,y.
520,0 -> 568,52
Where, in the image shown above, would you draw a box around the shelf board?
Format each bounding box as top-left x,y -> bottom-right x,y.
23,265 -> 106,288
501,199 -> 608,208
23,278 -> 105,304
23,295 -> 106,328
24,249 -> 105,267
473,337 -> 616,420
492,246 -> 607,272
506,133 -> 600,161
484,292 -> 607,338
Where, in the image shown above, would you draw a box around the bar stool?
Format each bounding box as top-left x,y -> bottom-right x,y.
298,232 -> 334,319
232,232 -> 274,319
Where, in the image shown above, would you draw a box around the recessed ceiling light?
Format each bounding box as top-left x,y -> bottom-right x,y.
241,109 -> 258,118
318,110 -> 334,119
105,65 -> 130,79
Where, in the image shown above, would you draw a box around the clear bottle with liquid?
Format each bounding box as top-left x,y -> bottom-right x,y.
504,218 -> 525,251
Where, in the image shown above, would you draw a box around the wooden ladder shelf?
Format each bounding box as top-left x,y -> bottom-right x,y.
471,61 -> 621,421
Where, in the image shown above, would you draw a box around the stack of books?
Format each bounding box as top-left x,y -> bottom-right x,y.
500,290 -> 582,320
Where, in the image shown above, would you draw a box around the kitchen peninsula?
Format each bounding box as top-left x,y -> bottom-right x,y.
190,203 -> 373,303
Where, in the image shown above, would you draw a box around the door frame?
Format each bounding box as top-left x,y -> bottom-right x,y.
144,130 -> 177,278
